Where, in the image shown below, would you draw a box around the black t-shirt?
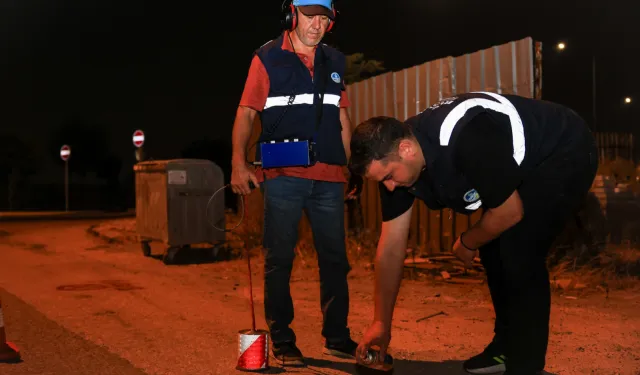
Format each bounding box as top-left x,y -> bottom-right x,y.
380,112 -> 523,222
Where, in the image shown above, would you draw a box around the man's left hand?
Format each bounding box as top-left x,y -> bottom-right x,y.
346,174 -> 363,200
452,234 -> 476,269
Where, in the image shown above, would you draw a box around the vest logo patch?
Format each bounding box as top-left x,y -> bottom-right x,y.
463,189 -> 480,203
330,72 -> 341,83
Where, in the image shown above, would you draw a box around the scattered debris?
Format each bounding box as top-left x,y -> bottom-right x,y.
445,277 -> 485,285
440,271 -> 451,280
56,280 -> 143,292
596,284 -> 610,298
416,310 -> 447,323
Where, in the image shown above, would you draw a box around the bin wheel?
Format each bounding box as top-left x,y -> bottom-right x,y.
163,246 -> 180,265
211,243 -> 228,259
141,241 -> 151,257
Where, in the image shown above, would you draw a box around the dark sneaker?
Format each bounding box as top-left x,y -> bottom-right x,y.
463,341 -> 506,374
272,341 -> 305,367
323,338 -> 358,358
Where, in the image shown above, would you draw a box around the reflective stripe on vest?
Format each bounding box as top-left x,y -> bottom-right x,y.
439,91 -> 526,166
264,93 -> 341,110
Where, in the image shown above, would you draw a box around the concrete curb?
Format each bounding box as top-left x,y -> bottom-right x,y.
86,224 -> 126,244
0,211 -> 135,222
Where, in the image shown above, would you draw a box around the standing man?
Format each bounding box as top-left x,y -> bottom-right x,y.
230,0 -> 362,367
349,92 -> 598,375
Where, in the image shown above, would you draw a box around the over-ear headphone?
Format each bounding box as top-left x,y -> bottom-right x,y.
280,0 -> 337,33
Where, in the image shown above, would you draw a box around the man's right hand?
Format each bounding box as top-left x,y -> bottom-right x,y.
231,163 -> 259,195
356,320 -> 391,365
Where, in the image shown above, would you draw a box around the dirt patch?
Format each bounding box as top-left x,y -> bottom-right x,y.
56,280 -> 143,292
99,279 -> 144,291
56,283 -> 109,291
85,245 -> 111,251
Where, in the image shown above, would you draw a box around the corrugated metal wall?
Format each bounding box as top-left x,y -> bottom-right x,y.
345,37 -> 537,253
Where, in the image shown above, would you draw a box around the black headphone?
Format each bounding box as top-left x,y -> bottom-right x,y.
280,0 -> 337,32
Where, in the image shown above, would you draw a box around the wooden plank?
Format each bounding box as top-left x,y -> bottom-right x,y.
497,42 -> 515,95
515,38 -> 533,97
455,53 -> 468,95
429,209 -> 442,252
484,46 -> 499,93
454,212 -> 469,240
404,66 -> 421,248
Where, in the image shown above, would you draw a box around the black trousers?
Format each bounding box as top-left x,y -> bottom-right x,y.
479,127 -> 598,373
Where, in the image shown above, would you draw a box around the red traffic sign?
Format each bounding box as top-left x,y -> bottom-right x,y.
132,129 -> 145,148
60,145 -> 71,161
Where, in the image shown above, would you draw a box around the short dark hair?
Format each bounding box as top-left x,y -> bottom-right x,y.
348,116 -> 414,176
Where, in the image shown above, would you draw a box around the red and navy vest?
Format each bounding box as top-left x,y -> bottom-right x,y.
254,33 -> 347,166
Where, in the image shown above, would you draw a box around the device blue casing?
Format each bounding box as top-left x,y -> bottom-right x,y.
259,139 -> 316,169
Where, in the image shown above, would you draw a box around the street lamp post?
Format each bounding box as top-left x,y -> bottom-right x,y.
557,41 -> 597,132
591,54 -> 597,133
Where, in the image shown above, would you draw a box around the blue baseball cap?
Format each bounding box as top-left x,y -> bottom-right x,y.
292,0 -> 334,19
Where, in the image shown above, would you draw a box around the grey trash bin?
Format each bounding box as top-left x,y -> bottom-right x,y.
133,159 -> 226,264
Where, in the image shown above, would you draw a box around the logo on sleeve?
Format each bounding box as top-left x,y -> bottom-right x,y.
463,189 -> 480,203
331,72 -> 341,83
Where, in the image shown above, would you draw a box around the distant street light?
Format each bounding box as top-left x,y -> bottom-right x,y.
624,97 -> 632,104
557,42 -> 566,51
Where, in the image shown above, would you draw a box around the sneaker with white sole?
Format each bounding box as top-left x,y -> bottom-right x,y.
273,341 -> 305,367
463,341 -> 507,374
323,338 -> 358,359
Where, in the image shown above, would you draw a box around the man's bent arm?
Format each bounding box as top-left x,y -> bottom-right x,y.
374,206 -> 413,328
461,190 -> 523,249
231,106 -> 258,166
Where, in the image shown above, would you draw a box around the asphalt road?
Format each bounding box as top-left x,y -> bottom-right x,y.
0,219 -> 637,375
0,288 -> 146,375
0,219 -> 370,375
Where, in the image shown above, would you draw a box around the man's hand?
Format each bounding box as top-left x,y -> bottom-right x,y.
452,233 -> 476,269
230,163 -> 258,195
356,320 -> 391,365
346,174 -> 363,200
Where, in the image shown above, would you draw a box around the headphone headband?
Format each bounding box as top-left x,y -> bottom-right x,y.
280,0 -> 337,32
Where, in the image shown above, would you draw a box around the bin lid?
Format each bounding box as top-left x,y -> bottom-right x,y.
134,159 -> 217,172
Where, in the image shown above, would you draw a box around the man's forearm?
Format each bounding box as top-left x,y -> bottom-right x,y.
462,211 -> 509,249
342,134 -> 351,161
231,107 -> 256,166
373,244 -> 406,328
462,202 -> 523,249
340,108 -> 352,160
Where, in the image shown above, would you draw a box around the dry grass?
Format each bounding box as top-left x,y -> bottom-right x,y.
549,245 -> 640,291
96,199 -> 639,290
236,199 -> 639,290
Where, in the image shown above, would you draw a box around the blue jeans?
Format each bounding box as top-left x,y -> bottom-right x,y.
262,176 -> 351,345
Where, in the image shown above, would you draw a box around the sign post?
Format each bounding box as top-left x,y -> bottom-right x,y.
133,129 -> 145,162
60,145 -> 71,211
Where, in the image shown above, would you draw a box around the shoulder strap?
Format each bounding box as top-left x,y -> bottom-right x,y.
314,45 -> 328,135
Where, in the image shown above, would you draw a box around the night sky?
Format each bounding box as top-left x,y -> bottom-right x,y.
2,0 -> 638,182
